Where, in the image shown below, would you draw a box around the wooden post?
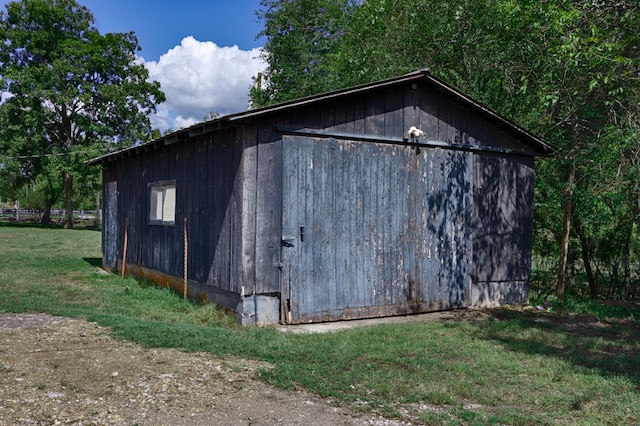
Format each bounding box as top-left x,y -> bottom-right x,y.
183,217 -> 188,299
280,271 -> 287,325
121,217 -> 128,280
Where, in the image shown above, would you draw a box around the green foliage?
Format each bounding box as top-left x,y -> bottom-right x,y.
253,0 -> 640,302
0,0 -> 165,225
552,297 -> 639,321
252,0 -> 355,107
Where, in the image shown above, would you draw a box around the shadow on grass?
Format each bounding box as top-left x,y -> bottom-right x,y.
0,221 -> 100,231
479,307 -> 640,387
83,257 -> 102,268
0,220 -> 62,229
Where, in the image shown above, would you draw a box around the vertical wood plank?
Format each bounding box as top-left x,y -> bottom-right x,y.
333,98 -> 349,132
353,96 -> 365,134
320,102 -> 335,130
229,129 -> 245,295
240,122 -> 258,293
254,118 -> 283,294
403,83 -> 418,133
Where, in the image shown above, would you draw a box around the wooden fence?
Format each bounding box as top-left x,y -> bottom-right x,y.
0,209 -> 100,225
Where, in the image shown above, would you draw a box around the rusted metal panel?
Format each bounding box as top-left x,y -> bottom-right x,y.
282,135 -> 472,324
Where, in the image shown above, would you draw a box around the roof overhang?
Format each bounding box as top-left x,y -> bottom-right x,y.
87,68 -> 552,166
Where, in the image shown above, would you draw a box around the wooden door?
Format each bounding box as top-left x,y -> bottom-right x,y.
281,135 -> 472,323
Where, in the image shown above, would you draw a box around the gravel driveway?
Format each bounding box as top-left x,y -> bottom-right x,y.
0,313 -> 407,425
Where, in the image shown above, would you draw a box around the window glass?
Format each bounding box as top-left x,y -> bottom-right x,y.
163,187 -> 176,223
149,181 -> 176,225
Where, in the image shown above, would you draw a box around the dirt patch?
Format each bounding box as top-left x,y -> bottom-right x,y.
277,308 -> 490,334
0,313 -> 407,425
6,306 -> 615,425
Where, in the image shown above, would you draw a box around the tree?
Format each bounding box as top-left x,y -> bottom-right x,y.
254,0 -> 640,301
0,0 -> 165,227
253,0 -> 546,117
252,0 -> 355,107
529,1 -> 640,301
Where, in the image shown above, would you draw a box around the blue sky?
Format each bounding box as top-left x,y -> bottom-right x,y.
76,0 -> 266,61
0,0 -> 268,131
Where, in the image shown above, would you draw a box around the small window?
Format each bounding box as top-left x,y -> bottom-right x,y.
149,181 -> 176,225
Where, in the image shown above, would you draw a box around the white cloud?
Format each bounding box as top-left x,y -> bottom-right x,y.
1,91 -> 14,105
144,36 -> 266,132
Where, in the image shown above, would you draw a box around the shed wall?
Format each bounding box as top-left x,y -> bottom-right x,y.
99,76 -> 540,324
281,135 -> 472,323
101,128 -> 249,306
273,80 -> 537,313
471,153 -> 535,305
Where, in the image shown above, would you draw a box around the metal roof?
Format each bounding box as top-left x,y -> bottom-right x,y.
87,68 -> 552,165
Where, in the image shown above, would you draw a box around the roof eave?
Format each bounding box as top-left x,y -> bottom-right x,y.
87,68 -> 552,165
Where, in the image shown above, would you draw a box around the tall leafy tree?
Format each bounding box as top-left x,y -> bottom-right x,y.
252,0 -> 355,107
254,0 -> 640,301
0,0 -> 165,227
0,96 -> 65,221
530,1 -> 640,301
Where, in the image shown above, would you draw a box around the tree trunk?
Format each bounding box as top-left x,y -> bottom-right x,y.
623,226 -> 631,299
556,161 -> 575,303
636,197 -> 640,300
64,172 -> 74,229
628,199 -> 640,299
574,218 -> 597,299
41,203 -> 53,224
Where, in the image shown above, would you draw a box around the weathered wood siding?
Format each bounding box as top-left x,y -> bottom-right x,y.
103,181 -> 118,269
470,153 -> 535,305
253,120 -> 284,295
102,128 -> 248,300
281,135 -> 472,323
99,72 -> 543,323
274,80 -> 535,322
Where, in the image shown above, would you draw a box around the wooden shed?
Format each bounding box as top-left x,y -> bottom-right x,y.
88,69 -> 551,325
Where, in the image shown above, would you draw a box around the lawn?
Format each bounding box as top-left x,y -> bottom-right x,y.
1,223 -> 638,425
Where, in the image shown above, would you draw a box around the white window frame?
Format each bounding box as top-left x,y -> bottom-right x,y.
148,180 -> 176,225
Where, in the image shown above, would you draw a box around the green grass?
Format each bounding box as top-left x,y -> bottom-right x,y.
1,222 -> 639,425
